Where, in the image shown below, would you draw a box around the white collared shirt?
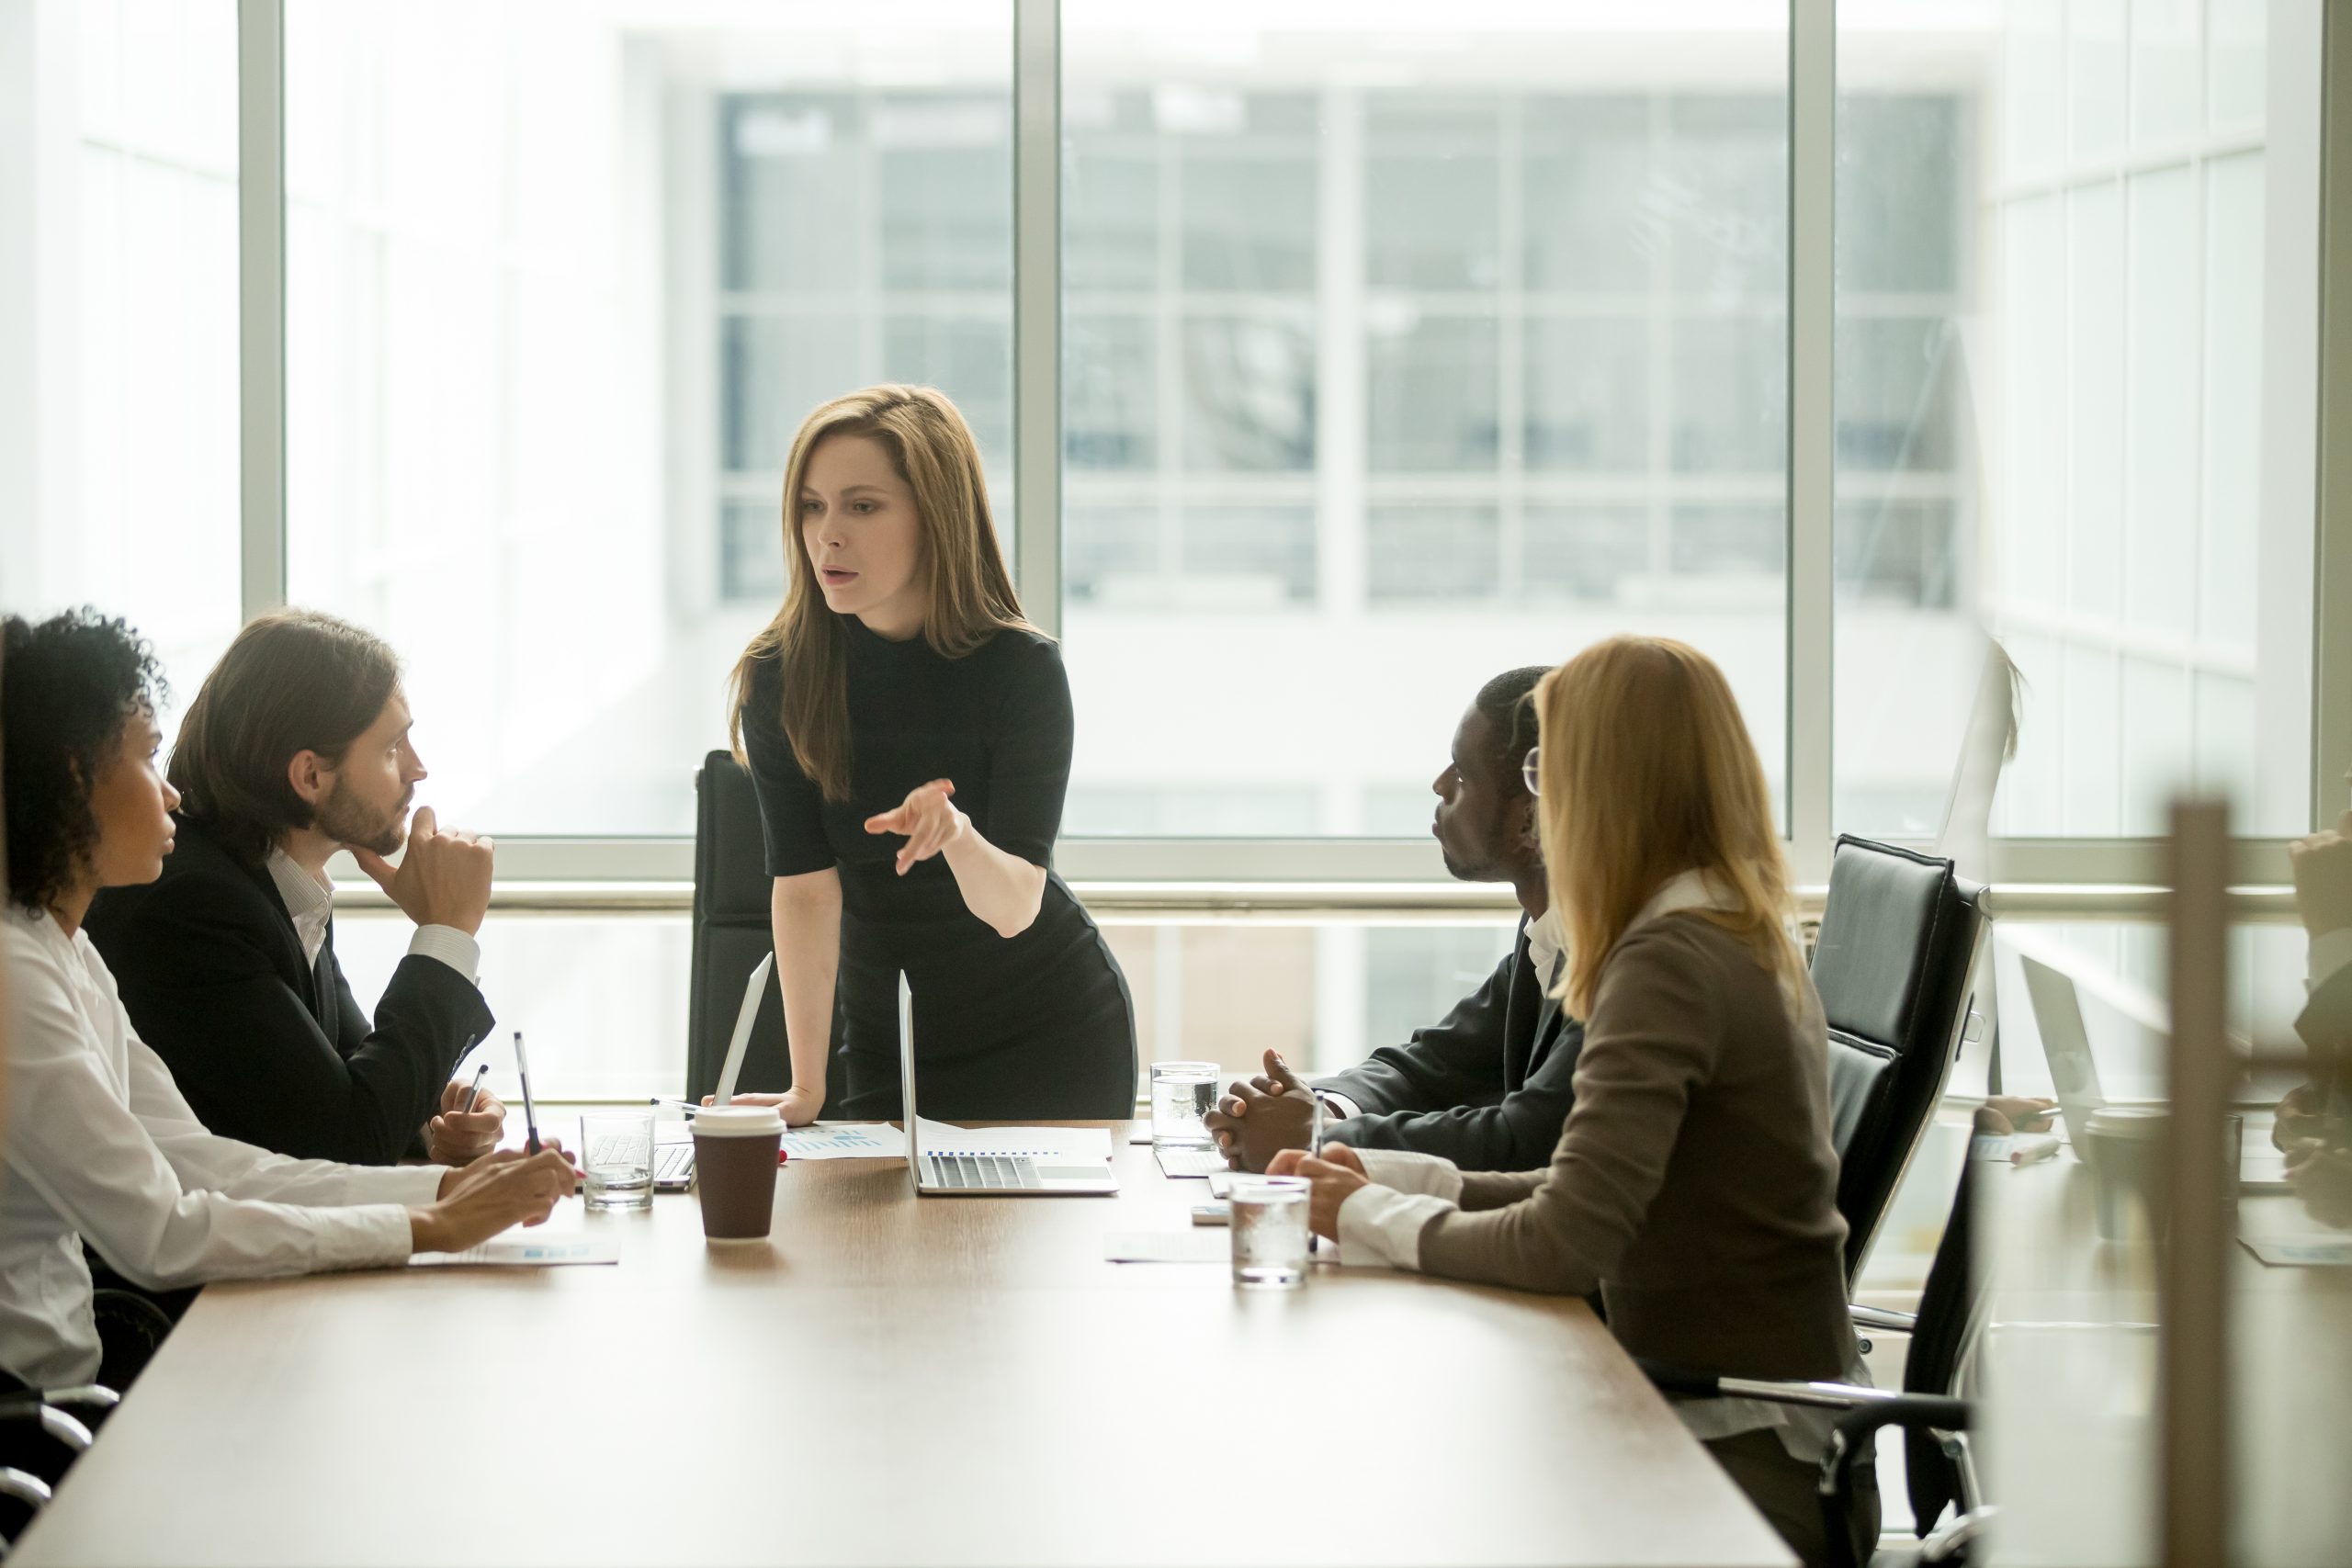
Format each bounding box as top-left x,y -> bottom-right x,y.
264,848 -> 481,984
0,907 -> 442,1387
1524,907 -> 1568,994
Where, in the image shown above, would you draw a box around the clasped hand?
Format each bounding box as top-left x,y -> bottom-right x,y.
1204,1048 -> 1319,1171
865,780 -> 966,876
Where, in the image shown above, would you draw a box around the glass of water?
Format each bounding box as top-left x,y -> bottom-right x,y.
1229,1175 -> 1311,1289
580,1109 -> 655,1212
1149,1060 -> 1221,1148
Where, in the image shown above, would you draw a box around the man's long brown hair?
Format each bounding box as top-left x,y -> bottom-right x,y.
169,609 -> 401,864
1535,637 -> 1804,1018
727,385 -> 1035,802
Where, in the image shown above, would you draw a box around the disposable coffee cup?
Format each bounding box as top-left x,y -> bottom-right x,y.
2082,1105 -> 2168,1242
692,1106 -> 785,1243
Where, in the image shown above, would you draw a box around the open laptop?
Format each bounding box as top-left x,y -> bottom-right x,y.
2018,953 -> 2291,1192
900,975 -> 1117,1196
652,954 -> 776,1191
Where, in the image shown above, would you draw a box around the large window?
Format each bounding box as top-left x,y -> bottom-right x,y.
282,2 -> 1012,836
237,0 -> 2329,856
1059,7 -> 1794,836
1,0 -> 242,736
1835,0 -> 2320,841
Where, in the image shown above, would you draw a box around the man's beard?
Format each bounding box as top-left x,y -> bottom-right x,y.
315,780 -> 408,857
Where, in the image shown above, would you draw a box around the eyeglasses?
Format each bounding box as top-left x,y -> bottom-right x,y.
1522,747 -> 1541,798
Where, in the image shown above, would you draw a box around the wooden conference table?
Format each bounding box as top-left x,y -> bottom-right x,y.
17,1122 -> 1792,1568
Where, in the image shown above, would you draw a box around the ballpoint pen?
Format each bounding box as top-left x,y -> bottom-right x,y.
458,1062 -> 492,1114
1307,1082 -> 1324,1255
514,1030 -> 542,1155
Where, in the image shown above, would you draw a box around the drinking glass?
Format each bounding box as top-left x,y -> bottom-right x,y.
581,1109 -> 656,1212
1229,1175 -> 1311,1289
1149,1060 -> 1220,1148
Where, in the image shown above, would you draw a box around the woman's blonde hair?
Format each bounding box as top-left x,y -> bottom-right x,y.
727,385 -> 1036,801
1534,636 -> 1803,1017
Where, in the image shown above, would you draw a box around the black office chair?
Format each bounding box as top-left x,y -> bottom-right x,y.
1811,837 -> 1986,1285
1641,1160 -> 1989,1568
0,1377 -> 119,1550
686,751 -> 793,1100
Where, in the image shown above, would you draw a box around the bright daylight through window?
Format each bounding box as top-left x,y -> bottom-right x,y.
2,0 -> 2326,1100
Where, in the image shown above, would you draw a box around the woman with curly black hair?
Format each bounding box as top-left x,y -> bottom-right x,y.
0,609 -> 578,1390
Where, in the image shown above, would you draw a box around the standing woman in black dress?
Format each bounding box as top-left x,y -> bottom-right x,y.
720,385 -> 1136,1122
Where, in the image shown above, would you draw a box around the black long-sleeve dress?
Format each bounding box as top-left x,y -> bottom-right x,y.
738,618 -> 1136,1120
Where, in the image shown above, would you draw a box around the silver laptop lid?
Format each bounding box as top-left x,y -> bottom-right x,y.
713,953 -> 775,1103
2020,953 -> 2108,1135
899,973 -> 921,1174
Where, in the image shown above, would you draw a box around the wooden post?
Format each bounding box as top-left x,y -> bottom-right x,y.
2163,797 -> 2233,1567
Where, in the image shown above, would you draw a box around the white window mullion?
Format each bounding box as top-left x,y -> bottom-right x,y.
1788,0 -> 1836,876
237,0 -> 286,621
1011,0 -> 1061,632
2315,0 -> 2352,824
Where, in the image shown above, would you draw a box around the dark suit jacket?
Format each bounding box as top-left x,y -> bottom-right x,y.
84,814 -> 493,1165
1314,918 -> 1584,1171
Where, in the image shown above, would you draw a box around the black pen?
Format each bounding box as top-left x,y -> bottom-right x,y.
514,1030 -> 542,1155
458,1063 -> 491,1114
1308,1088 -> 1323,1255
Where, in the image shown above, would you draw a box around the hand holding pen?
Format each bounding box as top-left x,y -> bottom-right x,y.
424,1042 -> 506,1168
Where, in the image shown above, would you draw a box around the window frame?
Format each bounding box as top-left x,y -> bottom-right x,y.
232,0 -> 2352,896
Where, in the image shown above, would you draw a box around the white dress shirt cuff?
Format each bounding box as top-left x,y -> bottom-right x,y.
1353,1146 -> 1464,1201
407,924 -> 482,985
1317,1089 -> 1361,1121
1336,1185 -> 1455,1270
333,1163 -> 448,1206
318,1204 -> 423,1269
2309,928 -> 2352,993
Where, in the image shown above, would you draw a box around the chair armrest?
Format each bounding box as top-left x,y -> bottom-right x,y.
0,1465 -> 53,1509
1635,1359 -> 1904,1411
1849,1303 -> 1916,1334
39,1385 -> 118,1413
1827,1392 -> 1971,1447
0,1401 -> 94,1455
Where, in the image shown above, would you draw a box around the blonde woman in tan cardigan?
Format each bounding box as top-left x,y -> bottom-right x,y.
1273,635 -> 1872,1566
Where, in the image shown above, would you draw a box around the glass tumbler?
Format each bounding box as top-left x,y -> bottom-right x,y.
1149,1060 -> 1221,1148
580,1109 -> 656,1212
1229,1174 -> 1311,1289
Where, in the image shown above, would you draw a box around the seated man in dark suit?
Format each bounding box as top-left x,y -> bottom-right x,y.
1205,665 -> 1584,1173
85,610 -> 504,1168
2281,787 -> 2352,1224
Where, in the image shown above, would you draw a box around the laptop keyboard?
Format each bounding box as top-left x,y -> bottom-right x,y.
1155,1146 -> 1228,1179
652,1144 -> 694,1184
923,1153 -> 1042,1190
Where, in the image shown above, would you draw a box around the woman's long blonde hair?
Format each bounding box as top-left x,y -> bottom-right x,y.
1535,636 -> 1803,1017
727,385 -> 1036,801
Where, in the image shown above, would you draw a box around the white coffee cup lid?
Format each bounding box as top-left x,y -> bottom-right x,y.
2084,1105 -> 2168,1139
693,1105 -> 785,1137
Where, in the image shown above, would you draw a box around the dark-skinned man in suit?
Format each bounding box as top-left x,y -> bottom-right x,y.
1205,665 -> 1585,1174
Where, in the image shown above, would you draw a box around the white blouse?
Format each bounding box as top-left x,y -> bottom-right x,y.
1,907 -> 440,1387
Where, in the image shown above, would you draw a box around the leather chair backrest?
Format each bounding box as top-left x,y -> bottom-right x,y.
686,752 -> 791,1100
1811,835 -> 1984,1282
1902,1159 -> 1984,1534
